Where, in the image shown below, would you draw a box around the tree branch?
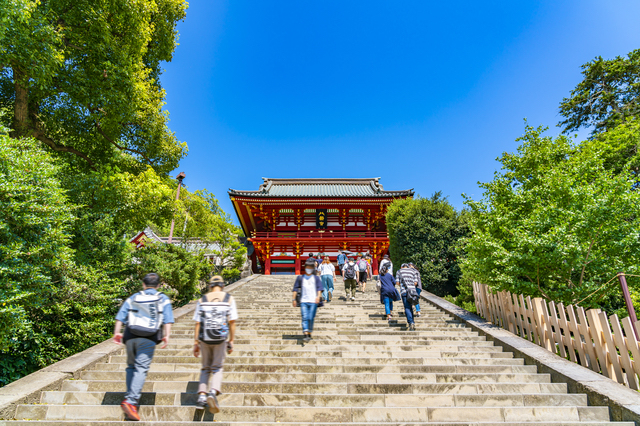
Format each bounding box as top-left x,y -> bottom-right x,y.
94,121 -> 154,165
578,231 -> 599,287
31,129 -> 96,169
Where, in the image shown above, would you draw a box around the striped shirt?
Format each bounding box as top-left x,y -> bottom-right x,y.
396,268 -> 419,295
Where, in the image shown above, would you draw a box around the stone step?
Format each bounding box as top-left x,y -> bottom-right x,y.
94,356 -> 526,371
4,422 -> 634,426
86,363 -> 539,374
144,343 -> 497,354
41,390 -> 587,407
61,380 -> 568,395
13,404 -> 611,423
109,352 -> 515,365
80,370 -> 551,384
165,334 -> 486,344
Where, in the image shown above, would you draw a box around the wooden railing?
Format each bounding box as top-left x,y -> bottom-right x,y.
473,282 -> 640,390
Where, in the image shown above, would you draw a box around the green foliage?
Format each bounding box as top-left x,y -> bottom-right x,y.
0,131 -> 75,349
222,268 -> 241,283
0,0 -> 189,174
559,49 -> 640,136
158,187 -> 247,275
132,242 -> 212,306
462,124 -> 640,308
0,132 -> 127,387
584,117 -> 640,183
386,193 -> 470,297
444,276 -> 477,313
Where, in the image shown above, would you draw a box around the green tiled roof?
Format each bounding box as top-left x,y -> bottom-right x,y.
229,178 -> 413,198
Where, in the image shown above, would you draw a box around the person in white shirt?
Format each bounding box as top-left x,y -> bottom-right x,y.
318,256 -> 336,302
379,254 -> 393,276
192,276 -> 238,414
292,259 -> 323,342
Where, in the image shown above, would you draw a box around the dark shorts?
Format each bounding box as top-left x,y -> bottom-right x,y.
359,271 -> 368,282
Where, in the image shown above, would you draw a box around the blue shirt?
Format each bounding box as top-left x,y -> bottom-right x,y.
337,253 -> 347,265
115,288 -> 175,325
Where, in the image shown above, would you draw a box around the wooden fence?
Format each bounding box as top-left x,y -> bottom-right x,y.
473,282 -> 640,390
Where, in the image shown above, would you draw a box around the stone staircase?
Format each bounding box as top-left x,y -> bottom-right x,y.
3,275 -> 633,425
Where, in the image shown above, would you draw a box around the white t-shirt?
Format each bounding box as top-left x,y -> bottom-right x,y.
380,259 -> 393,275
192,292 -> 238,322
300,275 -> 317,303
318,262 -> 335,276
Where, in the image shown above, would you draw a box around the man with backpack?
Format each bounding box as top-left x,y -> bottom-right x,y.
193,275 -> 238,414
396,264 -> 420,331
342,257 -> 358,301
113,273 -> 174,421
356,255 -> 370,293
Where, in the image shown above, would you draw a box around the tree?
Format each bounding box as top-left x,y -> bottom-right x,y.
0,130 -> 126,386
0,130 -> 75,349
386,193 -> 470,297
462,124 -> 640,308
133,242 -> 211,305
583,118 -> 640,185
0,0 -> 188,173
559,49 -> 640,136
158,188 -> 247,279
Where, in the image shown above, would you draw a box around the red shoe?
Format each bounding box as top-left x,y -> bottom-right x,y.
121,401 -> 140,421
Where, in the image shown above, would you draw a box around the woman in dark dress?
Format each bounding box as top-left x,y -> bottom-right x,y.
378,263 -> 400,321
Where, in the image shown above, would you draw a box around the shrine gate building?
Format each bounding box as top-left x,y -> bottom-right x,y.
229,178 -> 413,275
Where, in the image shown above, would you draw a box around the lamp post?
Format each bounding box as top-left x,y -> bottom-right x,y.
168,172 -> 186,244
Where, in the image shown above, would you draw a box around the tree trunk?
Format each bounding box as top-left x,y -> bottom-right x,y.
11,65 -> 29,138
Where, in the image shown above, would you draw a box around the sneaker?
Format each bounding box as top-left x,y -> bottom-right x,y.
207,392 -> 220,414
303,334 -> 311,343
416,311 -> 421,317
409,324 -> 416,331
328,292 -> 332,302
121,401 -> 140,421
195,393 -> 207,410
351,296 -> 355,301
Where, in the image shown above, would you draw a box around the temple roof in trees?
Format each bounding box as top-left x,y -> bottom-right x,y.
228,178 -> 414,198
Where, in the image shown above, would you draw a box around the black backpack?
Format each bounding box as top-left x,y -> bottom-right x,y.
406,285 -> 420,305
344,263 -> 356,279
379,263 -> 389,275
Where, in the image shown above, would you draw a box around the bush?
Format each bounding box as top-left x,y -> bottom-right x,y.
133,242 -> 212,306
386,193 -> 470,297
0,133 -> 76,385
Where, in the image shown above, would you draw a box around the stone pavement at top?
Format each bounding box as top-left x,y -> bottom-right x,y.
2,275 -> 633,425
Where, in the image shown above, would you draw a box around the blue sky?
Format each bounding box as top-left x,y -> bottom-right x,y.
160,1 -> 640,224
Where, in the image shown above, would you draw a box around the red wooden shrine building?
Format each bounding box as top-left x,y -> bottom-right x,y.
229,178 -> 413,275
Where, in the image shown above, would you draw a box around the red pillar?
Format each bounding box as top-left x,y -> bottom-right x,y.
372,257 -> 379,275
265,258 -> 271,275
295,257 -> 301,275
